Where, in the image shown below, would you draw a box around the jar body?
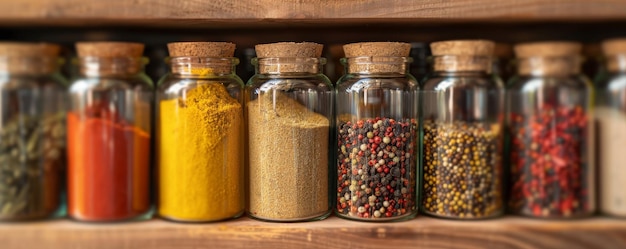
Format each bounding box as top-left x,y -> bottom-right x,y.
67,58 -> 153,222
335,72 -> 419,221
421,72 -> 504,219
157,58 -> 245,222
595,62 -> 626,217
0,61 -> 67,221
246,59 -> 333,222
507,74 -> 595,218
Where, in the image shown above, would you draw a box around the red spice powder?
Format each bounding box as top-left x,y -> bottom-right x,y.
67,110 -> 150,221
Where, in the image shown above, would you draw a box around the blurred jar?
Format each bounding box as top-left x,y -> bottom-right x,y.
507,41 -> 595,218
421,40 -> 504,220
157,42 -> 244,222
67,42 -> 153,222
246,42 -> 333,222
335,42 -> 418,221
596,38 -> 626,217
0,42 -> 67,221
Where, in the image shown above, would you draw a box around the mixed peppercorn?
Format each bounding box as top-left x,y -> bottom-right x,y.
422,121 -> 503,219
336,117 -> 417,219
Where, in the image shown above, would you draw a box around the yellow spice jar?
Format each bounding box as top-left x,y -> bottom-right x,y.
157,42 -> 244,222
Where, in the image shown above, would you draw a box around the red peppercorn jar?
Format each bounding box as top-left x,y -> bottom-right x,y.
596,38 -> 626,217
335,42 -> 418,221
421,40 -> 504,219
67,42 -> 153,222
507,41 -> 595,218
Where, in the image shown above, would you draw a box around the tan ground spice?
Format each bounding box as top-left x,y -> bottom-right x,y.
247,91 -> 329,221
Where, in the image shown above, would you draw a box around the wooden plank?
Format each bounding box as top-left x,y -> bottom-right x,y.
0,0 -> 626,27
1,216 -> 625,249
2,21 -> 625,46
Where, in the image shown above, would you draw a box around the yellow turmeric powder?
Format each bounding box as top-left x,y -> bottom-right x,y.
187,68 -> 214,76
158,82 -> 244,222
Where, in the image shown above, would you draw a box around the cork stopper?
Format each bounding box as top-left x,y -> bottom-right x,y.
0,42 -> 61,74
255,42 -> 322,58
254,42 -> 323,74
602,39 -> 626,72
343,42 -> 411,73
430,40 -> 494,72
76,42 -> 144,58
167,42 -> 236,75
601,39 -> 626,56
514,41 -> 582,76
431,40 -> 494,57
76,42 -> 145,76
167,42 -> 235,57
514,41 -> 581,58
0,42 -> 60,57
343,42 -> 410,58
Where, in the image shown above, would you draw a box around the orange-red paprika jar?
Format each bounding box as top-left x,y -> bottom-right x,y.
67,42 -> 153,222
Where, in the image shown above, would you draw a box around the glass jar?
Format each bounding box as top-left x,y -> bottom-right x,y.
246,42 -> 332,222
0,43 -> 67,221
67,42 -> 153,222
157,42 -> 244,222
507,42 -> 595,218
335,42 -> 418,221
421,40 -> 504,219
596,39 -> 626,217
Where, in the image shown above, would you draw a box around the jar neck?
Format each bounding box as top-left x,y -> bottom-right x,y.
254,57 -> 324,75
432,55 -> 492,74
0,56 -> 60,75
606,54 -> 626,73
342,56 -> 411,75
432,71 -> 490,77
77,57 -> 146,77
516,56 -> 581,77
169,57 -> 238,77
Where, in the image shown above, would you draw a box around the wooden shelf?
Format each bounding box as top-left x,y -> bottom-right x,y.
1,0 -> 626,27
0,1 -> 625,249
1,216 -> 625,248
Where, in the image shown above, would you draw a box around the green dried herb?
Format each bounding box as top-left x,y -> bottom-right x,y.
0,113 -> 66,220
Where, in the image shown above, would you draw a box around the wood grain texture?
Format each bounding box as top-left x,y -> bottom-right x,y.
1,216 -> 625,249
0,0 -> 626,27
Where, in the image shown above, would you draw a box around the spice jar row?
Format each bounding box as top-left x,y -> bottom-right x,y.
0,38 -> 624,223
